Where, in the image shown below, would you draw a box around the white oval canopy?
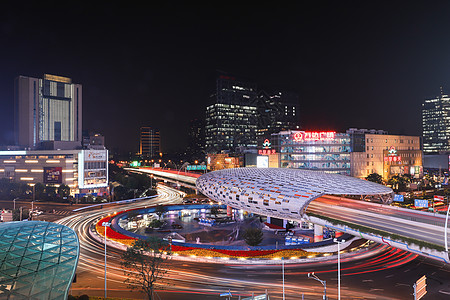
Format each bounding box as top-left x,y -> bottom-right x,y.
196,168 -> 393,219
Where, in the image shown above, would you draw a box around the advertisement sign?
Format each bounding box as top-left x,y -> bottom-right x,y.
257,156 -> 269,168
414,199 -> 429,208
44,167 -> 62,184
293,131 -> 335,142
393,194 -> 404,202
434,195 -> 445,202
84,150 -> 107,161
258,149 -> 276,155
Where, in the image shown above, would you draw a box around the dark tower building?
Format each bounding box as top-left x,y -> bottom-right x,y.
186,118 -> 205,161
256,90 -> 300,146
139,127 -> 160,158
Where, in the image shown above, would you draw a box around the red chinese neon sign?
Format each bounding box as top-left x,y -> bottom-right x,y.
293,131 -> 336,142
258,149 -> 276,155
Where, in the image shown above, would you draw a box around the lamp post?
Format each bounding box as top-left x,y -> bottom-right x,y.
102,221 -> 111,299
445,196 -> 449,255
177,162 -> 189,188
308,272 -> 326,300
334,238 -> 346,300
282,257 -> 285,300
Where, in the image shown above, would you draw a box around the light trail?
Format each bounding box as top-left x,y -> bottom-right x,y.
58,185 -> 420,299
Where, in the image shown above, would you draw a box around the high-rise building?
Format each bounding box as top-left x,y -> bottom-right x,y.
139,127 -> 160,158
186,118 -> 205,161
205,74 -> 258,153
422,88 -> 450,154
256,90 -> 299,146
14,74 -> 82,149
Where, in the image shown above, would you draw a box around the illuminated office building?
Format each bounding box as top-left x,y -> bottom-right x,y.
139,127 -> 160,158
205,75 -> 258,153
14,74 -> 82,149
422,88 -> 450,154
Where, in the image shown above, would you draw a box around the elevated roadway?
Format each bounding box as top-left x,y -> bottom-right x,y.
126,167 -> 198,189
153,167 -> 450,264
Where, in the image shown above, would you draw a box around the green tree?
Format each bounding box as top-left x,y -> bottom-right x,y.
121,238 -> 171,300
45,185 -> 57,200
34,183 -> 45,200
57,184 -> 71,198
242,227 -> 264,246
13,208 -> 30,221
154,205 -> 166,220
365,173 -> 383,184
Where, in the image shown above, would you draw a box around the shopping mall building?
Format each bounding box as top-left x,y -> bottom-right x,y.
0,148 -> 108,197
255,128 -> 423,180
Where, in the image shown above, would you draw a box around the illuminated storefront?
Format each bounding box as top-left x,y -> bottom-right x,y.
0,149 -> 108,196
349,130 -> 422,180
272,131 -> 351,175
383,146 -> 422,178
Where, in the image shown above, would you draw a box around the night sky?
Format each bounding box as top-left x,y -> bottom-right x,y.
2,2 -> 450,154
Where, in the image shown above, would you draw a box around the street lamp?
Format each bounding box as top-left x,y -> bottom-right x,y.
308,272 -> 326,300
445,196 -> 449,256
102,221 -> 111,299
282,257 -> 285,300
334,238 -> 346,300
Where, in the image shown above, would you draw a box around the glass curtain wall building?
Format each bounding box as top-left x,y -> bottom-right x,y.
205,75 -> 258,153
256,90 -> 300,147
273,131 -> 351,175
422,88 -> 450,153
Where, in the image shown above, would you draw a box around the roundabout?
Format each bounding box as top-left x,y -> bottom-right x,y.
93,203 -> 384,262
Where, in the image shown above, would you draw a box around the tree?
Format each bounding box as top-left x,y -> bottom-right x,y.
57,184 -> 71,198
13,208 -> 30,221
242,228 -> 264,246
365,173 -> 383,184
154,205 -> 166,220
121,238 -> 171,300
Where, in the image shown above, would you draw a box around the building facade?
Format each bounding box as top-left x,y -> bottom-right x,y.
256,90 -> 299,146
205,75 -> 258,153
139,127 -> 160,158
264,129 -> 422,180
349,129 -> 422,180
272,130 -> 351,175
14,74 -> 82,149
422,88 -> 450,154
0,149 -> 108,196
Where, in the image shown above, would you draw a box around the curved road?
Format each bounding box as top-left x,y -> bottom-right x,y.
56,186 -> 450,299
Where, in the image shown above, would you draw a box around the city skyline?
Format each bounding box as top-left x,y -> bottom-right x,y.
2,3 -> 450,153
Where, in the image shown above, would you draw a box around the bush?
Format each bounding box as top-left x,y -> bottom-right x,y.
148,219 -> 164,229
242,228 -> 264,246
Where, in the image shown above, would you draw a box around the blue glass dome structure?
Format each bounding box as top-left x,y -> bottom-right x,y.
0,221 -> 79,299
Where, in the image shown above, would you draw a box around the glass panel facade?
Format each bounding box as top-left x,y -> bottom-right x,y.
0,221 -> 79,299
275,131 -> 351,175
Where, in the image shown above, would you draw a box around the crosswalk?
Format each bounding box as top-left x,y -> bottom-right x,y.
51,210 -> 72,216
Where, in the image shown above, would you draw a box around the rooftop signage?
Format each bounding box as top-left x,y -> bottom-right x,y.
293,131 -> 336,142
